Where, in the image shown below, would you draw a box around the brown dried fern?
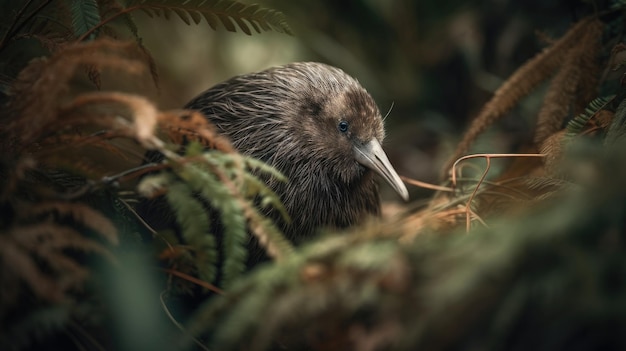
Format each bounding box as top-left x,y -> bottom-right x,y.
443,17 -> 599,176
157,110 -> 235,153
1,199 -> 119,306
27,202 -> 119,244
4,39 -> 147,150
573,21 -> 603,115
533,19 -> 603,145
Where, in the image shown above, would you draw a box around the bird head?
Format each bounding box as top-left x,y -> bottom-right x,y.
290,63 -> 409,202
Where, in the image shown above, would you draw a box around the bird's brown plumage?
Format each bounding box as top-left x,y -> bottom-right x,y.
184,62 -> 407,243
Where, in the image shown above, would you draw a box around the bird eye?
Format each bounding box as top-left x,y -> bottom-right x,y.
338,120 -> 349,133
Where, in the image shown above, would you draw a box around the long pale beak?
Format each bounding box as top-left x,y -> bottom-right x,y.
353,139 -> 409,201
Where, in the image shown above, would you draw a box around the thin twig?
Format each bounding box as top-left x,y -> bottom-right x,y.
118,197 -> 175,253
101,162 -> 166,184
0,0 -> 35,51
159,291 -> 211,351
161,268 -> 224,295
464,156 -> 491,232
0,0 -> 53,53
400,176 -> 453,192
450,153 -> 546,232
451,153 -> 546,187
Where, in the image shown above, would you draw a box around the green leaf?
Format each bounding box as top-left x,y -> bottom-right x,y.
176,162 -> 249,287
125,0 -> 292,35
565,95 -> 615,139
165,179 -> 218,284
69,0 -> 102,40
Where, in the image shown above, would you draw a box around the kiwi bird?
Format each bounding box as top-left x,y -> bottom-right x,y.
184,62 -> 408,243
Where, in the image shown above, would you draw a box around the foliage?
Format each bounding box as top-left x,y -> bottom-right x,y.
4,0 -> 626,351
185,4 -> 626,351
0,0 -> 292,349
190,139 -> 626,350
441,17 -> 604,174
130,0 -> 292,35
0,0 -> 292,93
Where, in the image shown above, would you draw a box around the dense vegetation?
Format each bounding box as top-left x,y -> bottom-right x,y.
1,1 -> 626,350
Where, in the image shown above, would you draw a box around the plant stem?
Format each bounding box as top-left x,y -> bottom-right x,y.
0,0 -> 53,53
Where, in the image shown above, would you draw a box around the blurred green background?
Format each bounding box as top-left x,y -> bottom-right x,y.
135,0 -> 596,200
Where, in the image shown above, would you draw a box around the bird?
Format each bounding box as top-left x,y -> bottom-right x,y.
183,62 -> 409,244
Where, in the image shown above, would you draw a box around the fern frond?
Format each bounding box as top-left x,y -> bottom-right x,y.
2,221 -> 114,303
533,20 -> 603,145
164,179 -> 218,284
154,145 -> 293,285
240,171 -> 290,222
443,17 -> 599,176
574,22 -> 603,115
27,201 -> 119,244
70,0 -> 101,40
55,91 -> 161,148
0,234 -> 61,301
199,153 -> 294,261
137,39 -> 160,89
243,206 -> 294,261
157,110 -> 235,153
126,0 -> 292,35
243,156 -> 288,183
219,198 -> 248,289
5,39 -> 148,149
604,96 -> 626,144
175,161 -> 249,286
0,0 -> 59,53
12,16 -> 73,53
99,0 -> 141,38
564,95 -> 615,138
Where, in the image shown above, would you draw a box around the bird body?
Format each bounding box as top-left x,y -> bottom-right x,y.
185,62 -> 408,241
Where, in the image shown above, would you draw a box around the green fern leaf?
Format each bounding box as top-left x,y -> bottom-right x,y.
219,200 -> 248,289
165,178 -> 218,284
565,95 -> 615,138
173,8 -> 192,25
241,172 -> 290,223
202,12 -> 220,30
69,0 -> 102,40
97,0 -> 140,39
177,162 -> 248,287
121,12 -> 140,38
139,7 -> 155,18
125,0 -> 292,35
187,9 -> 203,25
217,14 -> 237,32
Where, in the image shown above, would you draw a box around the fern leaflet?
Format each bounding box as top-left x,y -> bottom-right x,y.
164,178 -> 218,284
70,0 -> 102,40
126,0 -> 292,35
565,95 -> 615,138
